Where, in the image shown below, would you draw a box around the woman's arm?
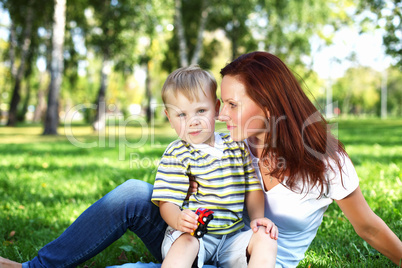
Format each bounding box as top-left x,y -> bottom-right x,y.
245,190 -> 265,221
336,186 -> 402,266
245,190 -> 278,239
159,201 -> 198,233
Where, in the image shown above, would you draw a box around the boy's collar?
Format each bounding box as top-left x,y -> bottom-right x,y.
190,132 -> 223,150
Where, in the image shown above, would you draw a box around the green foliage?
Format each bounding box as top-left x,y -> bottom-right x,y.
386,66 -> 402,116
358,0 -> 402,67
332,66 -> 381,115
332,65 -> 402,116
254,0 -> 356,70
0,119 -> 401,267
1,0 -> 401,127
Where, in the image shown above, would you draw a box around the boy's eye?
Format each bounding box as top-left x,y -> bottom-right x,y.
198,109 -> 206,114
178,113 -> 186,117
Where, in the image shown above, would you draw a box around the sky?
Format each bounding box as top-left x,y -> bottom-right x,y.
0,7 -> 392,80
311,26 -> 392,79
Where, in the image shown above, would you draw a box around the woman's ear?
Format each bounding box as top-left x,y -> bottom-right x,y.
266,109 -> 270,118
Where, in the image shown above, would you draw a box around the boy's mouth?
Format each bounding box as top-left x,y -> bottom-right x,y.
189,130 -> 202,136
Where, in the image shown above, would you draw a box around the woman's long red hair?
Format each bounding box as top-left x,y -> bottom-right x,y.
221,51 -> 348,195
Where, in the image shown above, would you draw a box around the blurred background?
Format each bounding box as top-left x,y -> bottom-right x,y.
0,1 -> 401,266
0,0 -> 401,134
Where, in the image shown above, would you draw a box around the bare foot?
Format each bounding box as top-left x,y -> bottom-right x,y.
0,257 -> 22,268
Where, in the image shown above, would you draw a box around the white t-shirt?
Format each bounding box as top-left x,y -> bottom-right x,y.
245,146 -> 360,267
191,132 -> 225,159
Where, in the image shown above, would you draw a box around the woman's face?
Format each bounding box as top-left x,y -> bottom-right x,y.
219,75 -> 269,142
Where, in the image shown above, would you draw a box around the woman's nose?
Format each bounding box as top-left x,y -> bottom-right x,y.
218,114 -> 230,122
218,106 -> 230,121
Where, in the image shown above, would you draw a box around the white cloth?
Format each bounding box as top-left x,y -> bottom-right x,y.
191,132 -> 225,159
245,145 -> 360,267
161,227 -> 254,268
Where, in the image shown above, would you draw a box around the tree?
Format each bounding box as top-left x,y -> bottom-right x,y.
137,0 -> 173,122
85,0 -> 143,131
43,0 -> 66,135
208,0 -> 258,60
175,0 -> 210,67
332,66 -> 381,115
163,0 -> 219,72
359,0 -> 402,67
5,0 -> 35,126
1,0 -> 53,126
386,66 -> 402,116
256,0 -> 356,73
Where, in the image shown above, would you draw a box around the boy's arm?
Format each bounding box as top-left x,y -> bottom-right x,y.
159,201 -> 198,233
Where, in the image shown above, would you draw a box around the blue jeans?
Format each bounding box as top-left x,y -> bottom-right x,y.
23,179 -> 168,268
107,262 -> 216,268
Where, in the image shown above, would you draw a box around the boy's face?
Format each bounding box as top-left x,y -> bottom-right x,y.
164,88 -> 220,146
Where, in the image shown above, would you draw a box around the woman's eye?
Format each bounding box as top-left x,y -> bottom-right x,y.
229,103 -> 237,108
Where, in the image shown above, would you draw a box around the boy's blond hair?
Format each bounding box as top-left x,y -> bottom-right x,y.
161,65 -> 217,105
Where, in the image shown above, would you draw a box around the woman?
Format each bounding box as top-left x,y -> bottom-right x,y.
217,51 -> 402,266
1,52 -> 401,268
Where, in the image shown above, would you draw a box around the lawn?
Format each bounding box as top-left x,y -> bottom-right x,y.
0,119 -> 401,267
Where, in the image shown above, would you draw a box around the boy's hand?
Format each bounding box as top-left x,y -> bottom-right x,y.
250,217 -> 278,240
175,209 -> 198,233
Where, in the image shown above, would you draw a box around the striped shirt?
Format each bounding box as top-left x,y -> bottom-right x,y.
151,132 -> 261,235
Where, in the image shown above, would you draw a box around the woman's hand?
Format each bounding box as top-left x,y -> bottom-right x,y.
250,217 -> 278,240
185,175 -> 198,199
175,209 -> 199,234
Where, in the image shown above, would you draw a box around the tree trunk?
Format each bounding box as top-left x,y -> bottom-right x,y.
190,0 -> 209,65
175,0 -> 188,67
6,3 -> 34,126
17,79 -> 31,123
33,88 -> 46,123
18,51 -> 35,123
92,57 -> 111,131
43,0 -> 66,135
145,61 -> 153,123
9,21 -> 17,78
342,90 -> 352,115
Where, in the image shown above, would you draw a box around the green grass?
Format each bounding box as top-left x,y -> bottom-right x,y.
0,119 -> 401,267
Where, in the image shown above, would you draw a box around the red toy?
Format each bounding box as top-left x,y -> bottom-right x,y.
192,208 -> 214,238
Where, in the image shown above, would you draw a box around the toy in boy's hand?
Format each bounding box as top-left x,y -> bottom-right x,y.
191,208 -> 214,238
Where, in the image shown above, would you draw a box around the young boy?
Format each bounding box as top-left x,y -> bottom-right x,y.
151,65 -> 278,268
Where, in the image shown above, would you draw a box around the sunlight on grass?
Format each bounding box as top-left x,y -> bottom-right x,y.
0,119 -> 401,267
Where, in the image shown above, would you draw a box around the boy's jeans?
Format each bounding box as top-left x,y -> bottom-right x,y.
23,180 -> 167,268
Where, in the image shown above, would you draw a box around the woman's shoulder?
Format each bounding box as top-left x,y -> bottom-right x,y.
325,152 -> 354,176
324,152 -> 359,200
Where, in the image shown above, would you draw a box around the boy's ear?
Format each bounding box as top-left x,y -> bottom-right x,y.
164,109 -> 170,121
164,109 -> 173,127
215,99 -> 221,117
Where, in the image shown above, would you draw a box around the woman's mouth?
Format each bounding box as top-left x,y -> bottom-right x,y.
227,125 -> 236,131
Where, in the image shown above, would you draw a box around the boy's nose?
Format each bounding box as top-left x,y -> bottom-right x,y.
189,118 -> 201,127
